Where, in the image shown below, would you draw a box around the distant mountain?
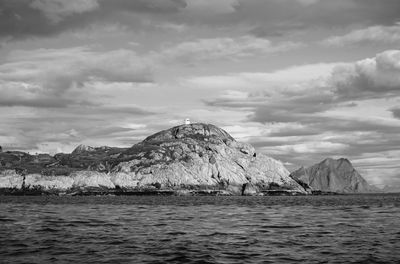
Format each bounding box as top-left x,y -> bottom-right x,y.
71,144 -> 114,155
290,158 -> 378,193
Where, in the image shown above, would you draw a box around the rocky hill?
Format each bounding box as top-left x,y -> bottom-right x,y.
290,158 -> 377,193
0,123 -> 306,195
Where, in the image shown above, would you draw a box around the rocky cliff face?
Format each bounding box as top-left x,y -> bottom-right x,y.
290,158 -> 376,193
0,123 -> 305,195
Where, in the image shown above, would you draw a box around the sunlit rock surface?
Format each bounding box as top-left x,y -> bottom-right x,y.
0,123 -> 306,195
0,170 -> 23,189
290,158 -> 377,193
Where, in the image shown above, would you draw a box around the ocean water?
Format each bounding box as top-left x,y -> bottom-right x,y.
1,194 -> 399,264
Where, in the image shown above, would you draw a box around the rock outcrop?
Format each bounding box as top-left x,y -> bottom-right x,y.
0,123 -> 306,195
71,144 -> 96,154
290,158 -> 377,193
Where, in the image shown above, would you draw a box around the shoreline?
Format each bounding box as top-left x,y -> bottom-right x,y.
0,187 -> 356,196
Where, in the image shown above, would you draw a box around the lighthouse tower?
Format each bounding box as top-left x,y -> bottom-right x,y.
184,118 -> 191,125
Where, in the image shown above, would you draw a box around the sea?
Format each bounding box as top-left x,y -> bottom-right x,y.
1,194 -> 399,264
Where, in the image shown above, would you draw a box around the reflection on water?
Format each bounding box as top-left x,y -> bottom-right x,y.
1,194 -> 400,263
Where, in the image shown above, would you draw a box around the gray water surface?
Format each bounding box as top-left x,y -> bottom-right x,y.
1,194 -> 399,263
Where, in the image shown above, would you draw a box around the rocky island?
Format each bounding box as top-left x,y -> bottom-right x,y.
0,123 -> 306,196
290,158 -> 378,194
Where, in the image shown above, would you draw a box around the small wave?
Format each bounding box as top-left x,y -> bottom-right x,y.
1,194 -> 400,264
0,217 -> 15,222
261,225 -> 303,229
334,222 -> 360,227
198,232 -> 228,237
166,231 -> 186,235
39,227 -> 58,232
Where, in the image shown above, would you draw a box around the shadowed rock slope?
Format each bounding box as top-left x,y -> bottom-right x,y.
0,123 -> 305,195
290,158 -> 377,193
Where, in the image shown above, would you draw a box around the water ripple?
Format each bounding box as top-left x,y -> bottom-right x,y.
0,194 -> 400,263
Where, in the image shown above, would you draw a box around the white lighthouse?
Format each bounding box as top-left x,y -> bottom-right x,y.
184,118 -> 191,125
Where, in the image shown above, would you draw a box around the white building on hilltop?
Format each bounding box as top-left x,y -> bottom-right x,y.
184,118 -> 191,125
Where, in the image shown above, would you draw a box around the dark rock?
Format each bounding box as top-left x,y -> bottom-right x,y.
209,156 -> 216,164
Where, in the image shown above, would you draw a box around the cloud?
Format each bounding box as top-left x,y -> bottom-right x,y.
0,45 -> 163,153
351,152 -> 400,186
391,108 -> 400,119
295,0 -> 320,6
75,105 -> 156,116
200,49 -> 400,184
330,50 -> 400,99
182,0 -> 400,37
0,101 -> 156,153
0,0 -> 186,41
0,39 -> 303,110
155,23 -> 186,32
30,0 -> 99,23
3,0 -> 400,42
322,23 -> 400,46
266,141 -> 349,155
159,36 -> 303,64
248,23 -> 306,38
205,50 -> 400,124
0,47 -> 152,108
184,0 -> 238,14
185,62 -> 339,91
100,0 -> 186,13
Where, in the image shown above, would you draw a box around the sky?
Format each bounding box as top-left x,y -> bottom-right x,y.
1,0 -> 400,187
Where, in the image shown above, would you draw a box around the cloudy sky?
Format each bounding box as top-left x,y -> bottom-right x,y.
1,0 -> 400,186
